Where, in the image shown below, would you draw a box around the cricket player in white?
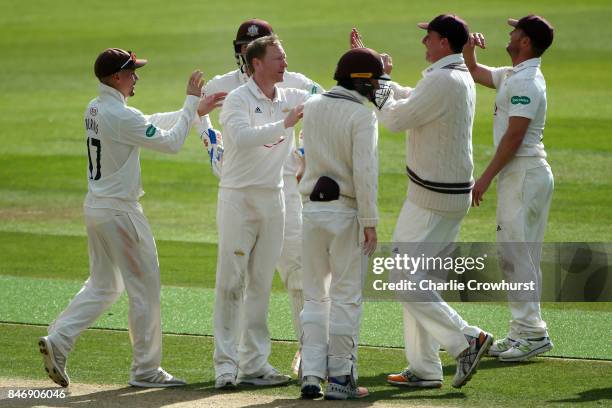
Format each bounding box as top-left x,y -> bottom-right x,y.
199,20 -> 323,352
353,15 -> 493,389
464,15 -> 555,361
298,47 -> 387,400
38,48 -> 224,388
213,35 -> 309,389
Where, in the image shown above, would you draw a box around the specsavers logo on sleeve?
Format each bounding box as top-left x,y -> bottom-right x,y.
145,125 -> 157,137
511,96 -> 531,105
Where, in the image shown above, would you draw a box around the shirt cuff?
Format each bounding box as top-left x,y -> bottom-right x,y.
264,120 -> 287,143
184,94 -> 200,110
358,217 -> 378,228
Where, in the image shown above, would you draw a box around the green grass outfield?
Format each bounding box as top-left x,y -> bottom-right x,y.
2,323 -> 612,408
1,0 -> 612,406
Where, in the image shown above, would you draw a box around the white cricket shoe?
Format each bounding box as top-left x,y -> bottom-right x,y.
499,337 -> 554,362
488,337 -> 518,357
237,367 -> 291,386
325,377 -> 369,400
301,375 -> 323,398
452,331 -> 493,388
387,368 -> 442,388
39,336 -> 70,387
129,368 -> 186,388
214,373 -> 237,389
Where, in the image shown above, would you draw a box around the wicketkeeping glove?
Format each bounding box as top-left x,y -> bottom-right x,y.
200,128 -> 224,178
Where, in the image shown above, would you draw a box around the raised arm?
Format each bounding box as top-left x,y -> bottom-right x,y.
463,32 -> 495,89
350,28 -> 366,49
376,74 -> 445,133
109,71 -> 204,154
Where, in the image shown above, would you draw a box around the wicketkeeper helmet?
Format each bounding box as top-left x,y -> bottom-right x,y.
334,48 -> 391,109
233,19 -> 274,74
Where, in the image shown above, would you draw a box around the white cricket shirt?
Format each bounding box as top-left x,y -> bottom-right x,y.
218,78 -> 309,190
491,58 -> 548,157
83,83 -> 198,213
201,69 -> 322,175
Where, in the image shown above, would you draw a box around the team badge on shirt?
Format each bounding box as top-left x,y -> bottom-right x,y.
511,96 -> 531,105
255,107 -> 262,113
145,125 -> 157,137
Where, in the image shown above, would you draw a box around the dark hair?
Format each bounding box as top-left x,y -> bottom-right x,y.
100,75 -> 114,86
337,79 -> 355,90
245,34 -> 281,73
424,14 -> 469,54
522,34 -> 546,57
514,15 -> 554,57
447,37 -> 465,54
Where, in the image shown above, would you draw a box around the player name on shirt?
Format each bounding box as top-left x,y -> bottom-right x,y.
85,118 -> 99,134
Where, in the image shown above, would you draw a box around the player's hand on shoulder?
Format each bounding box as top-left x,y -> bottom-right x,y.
284,104 -> 304,129
198,92 -> 227,116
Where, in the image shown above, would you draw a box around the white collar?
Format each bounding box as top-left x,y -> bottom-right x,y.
98,83 -> 126,105
512,57 -> 541,73
328,85 -> 369,104
422,53 -> 465,77
246,77 -> 282,102
236,69 -> 249,85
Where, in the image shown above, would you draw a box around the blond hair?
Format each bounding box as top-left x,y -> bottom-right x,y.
245,34 -> 281,73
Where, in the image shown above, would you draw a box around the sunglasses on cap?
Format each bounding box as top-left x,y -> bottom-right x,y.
119,51 -> 137,70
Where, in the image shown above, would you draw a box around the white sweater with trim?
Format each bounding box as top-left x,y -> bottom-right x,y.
299,86 -> 378,227
376,54 -> 475,212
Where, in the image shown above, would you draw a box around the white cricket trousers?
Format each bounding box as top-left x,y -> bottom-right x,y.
497,157 -> 553,339
300,202 -> 365,381
47,206 -> 162,380
213,187 -> 285,378
277,175 -> 305,340
394,199 -> 482,381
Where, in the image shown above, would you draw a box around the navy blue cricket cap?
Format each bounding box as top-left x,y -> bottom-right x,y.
94,48 -> 147,79
508,15 -> 554,52
417,14 -> 470,51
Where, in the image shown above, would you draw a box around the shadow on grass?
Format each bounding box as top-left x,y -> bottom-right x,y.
548,387 -> 612,404
358,373 -> 465,403
339,358 -> 542,403
242,382 -> 466,407
368,353 -> 542,382
0,358 -> 549,408
439,355 -> 543,376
